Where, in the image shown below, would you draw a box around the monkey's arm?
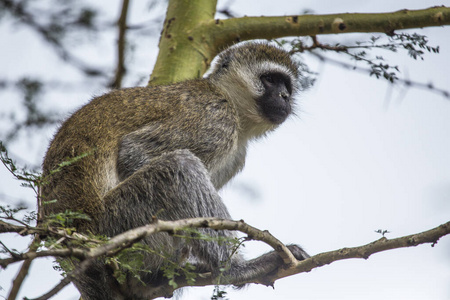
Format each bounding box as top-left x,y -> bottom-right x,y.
116,99 -> 240,187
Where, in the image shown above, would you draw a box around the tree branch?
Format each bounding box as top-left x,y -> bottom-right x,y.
110,0 -> 130,89
4,218 -> 447,299
149,0 -> 218,85
0,220 -> 37,235
136,220 -> 450,299
206,6 -> 450,48
98,219 -> 450,299
28,275 -> 71,300
273,221 -> 450,281
308,51 -> 450,99
0,247 -> 87,268
150,5 -> 450,85
7,236 -> 40,300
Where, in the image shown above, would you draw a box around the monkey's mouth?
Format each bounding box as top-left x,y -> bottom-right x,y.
261,103 -> 291,125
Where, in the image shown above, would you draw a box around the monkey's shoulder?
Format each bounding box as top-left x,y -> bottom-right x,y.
95,80 -> 234,120
107,79 -> 224,102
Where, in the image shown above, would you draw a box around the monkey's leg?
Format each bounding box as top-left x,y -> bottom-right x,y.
101,148 -> 234,247
78,149 -> 307,298
72,149 -> 231,299
98,150 -> 235,293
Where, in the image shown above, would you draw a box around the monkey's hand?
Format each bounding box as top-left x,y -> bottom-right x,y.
222,243 -> 309,288
287,244 -> 310,261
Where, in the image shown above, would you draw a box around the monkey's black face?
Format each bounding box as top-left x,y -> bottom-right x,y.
258,72 -> 293,125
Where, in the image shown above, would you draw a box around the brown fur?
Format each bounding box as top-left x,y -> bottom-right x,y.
40,42 -> 308,299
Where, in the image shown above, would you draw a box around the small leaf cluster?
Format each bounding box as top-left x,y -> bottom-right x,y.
211,285 -> 229,300
45,149 -> 95,178
350,33 -> 439,82
391,33 -> 439,60
288,32 -> 440,84
160,259 -> 197,289
0,205 -> 36,227
0,141 -> 40,191
374,229 -> 391,237
106,243 -> 154,286
45,210 -> 91,229
275,39 -> 317,90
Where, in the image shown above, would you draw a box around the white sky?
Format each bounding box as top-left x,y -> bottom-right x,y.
0,1 -> 449,299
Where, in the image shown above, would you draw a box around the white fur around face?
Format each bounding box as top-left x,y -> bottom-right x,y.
206,42 -> 300,140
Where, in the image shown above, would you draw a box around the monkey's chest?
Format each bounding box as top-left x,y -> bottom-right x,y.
116,122 -> 240,185
207,141 -> 246,190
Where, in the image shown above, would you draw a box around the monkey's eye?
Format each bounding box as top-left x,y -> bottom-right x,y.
260,73 -> 293,95
261,74 -> 275,84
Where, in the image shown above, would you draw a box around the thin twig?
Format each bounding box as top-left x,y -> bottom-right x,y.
309,51 -> 450,99
0,248 -> 86,268
7,236 -> 40,300
27,276 -> 71,300
291,36 -> 449,98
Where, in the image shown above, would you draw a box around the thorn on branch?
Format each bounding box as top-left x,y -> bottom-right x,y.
332,18 -> 347,32
433,12 -> 444,24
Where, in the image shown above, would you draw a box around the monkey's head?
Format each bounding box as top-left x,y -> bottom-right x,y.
207,41 -> 300,136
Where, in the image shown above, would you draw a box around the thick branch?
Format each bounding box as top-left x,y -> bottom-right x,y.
149,0 -> 218,85
205,6 -> 450,49
151,6 -> 450,84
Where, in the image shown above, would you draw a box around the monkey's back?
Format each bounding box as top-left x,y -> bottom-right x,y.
41,80 -> 239,232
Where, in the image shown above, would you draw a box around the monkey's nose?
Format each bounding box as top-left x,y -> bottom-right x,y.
279,92 -> 289,101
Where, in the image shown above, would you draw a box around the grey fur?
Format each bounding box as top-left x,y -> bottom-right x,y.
41,42 -> 309,299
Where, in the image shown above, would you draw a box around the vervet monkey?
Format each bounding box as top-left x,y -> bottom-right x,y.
41,42 -> 309,299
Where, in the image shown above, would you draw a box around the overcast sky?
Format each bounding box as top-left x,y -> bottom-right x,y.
0,1 -> 449,299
